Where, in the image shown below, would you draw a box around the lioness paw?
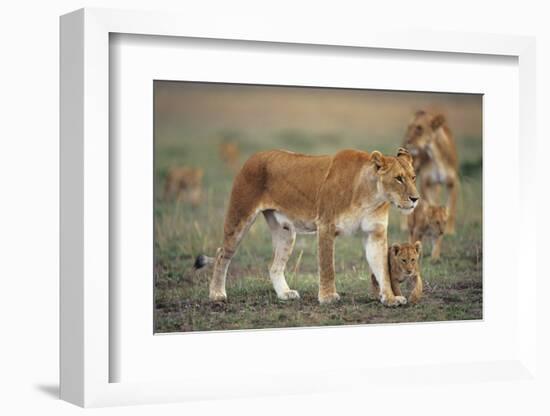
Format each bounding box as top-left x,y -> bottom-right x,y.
209,291 -> 227,303
278,290 -> 300,301
319,292 -> 341,305
380,294 -> 406,307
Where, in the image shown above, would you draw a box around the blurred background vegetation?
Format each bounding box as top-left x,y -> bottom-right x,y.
154,81 -> 482,333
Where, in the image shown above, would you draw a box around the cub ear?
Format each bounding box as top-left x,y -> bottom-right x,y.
431,114 -> 446,130
390,243 -> 401,257
370,150 -> 388,173
396,147 -> 413,164
413,240 -> 422,256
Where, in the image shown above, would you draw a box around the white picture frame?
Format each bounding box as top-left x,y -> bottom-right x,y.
60,7 -> 538,408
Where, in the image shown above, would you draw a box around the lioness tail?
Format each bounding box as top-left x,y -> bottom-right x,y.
193,254 -> 215,270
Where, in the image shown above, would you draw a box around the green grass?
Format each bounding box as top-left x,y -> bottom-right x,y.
154,125 -> 482,333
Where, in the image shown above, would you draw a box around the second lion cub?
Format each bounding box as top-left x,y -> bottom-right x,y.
371,242 -> 423,305
408,200 -> 448,262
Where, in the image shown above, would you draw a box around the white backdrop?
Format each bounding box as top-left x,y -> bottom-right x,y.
1,1 -> 548,415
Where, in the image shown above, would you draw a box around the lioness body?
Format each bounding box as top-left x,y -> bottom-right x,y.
408,200 -> 448,262
403,111 -> 459,234
371,242 -> 423,304
206,148 -> 419,305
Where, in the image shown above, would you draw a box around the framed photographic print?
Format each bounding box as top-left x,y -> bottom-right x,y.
153,81 -> 482,333
60,8 -> 538,408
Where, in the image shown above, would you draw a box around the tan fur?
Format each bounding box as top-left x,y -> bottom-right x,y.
219,141 -> 240,173
402,111 -> 459,234
408,200 -> 448,263
163,166 -> 203,206
371,241 -> 423,304
205,147 -> 420,306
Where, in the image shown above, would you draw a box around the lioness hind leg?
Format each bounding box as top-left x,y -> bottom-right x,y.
264,211 -> 299,301
209,211 -> 258,302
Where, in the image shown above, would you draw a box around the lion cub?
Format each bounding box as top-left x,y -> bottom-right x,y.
408,200 -> 448,262
219,141 -> 240,173
371,242 -> 423,304
163,166 -> 203,206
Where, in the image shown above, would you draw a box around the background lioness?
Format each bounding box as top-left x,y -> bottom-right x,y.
403,111 -> 459,234
200,147 -> 419,306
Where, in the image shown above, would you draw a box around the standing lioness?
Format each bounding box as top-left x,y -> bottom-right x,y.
200,148 -> 419,306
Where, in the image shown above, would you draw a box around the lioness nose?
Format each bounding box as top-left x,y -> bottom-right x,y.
409,196 -> 419,203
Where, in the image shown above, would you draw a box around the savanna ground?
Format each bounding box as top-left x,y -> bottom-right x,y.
154,82 -> 482,333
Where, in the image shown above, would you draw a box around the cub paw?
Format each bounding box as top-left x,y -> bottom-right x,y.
408,296 -> 420,305
395,295 -> 407,305
278,290 -> 300,301
318,292 -> 341,305
209,291 -> 227,303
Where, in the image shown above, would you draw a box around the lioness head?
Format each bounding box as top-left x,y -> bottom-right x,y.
403,110 -> 446,156
389,241 -> 422,283
370,147 -> 420,214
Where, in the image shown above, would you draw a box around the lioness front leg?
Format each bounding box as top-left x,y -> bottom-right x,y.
317,223 -> 340,304
370,273 -> 380,299
365,227 -> 406,306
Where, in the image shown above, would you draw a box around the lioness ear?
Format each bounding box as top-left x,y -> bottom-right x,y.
396,147 -> 413,164
443,207 -> 450,220
414,241 -> 422,256
370,151 -> 387,172
431,114 -> 446,130
390,243 -> 401,257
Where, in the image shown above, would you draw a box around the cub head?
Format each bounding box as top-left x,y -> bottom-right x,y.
370,147 -> 420,214
425,205 -> 449,236
403,110 -> 446,156
389,242 -> 422,283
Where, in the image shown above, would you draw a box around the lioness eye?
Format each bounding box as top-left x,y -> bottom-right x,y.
415,125 -> 423,134
401,259 -> 406,263
395,176 -> 404,183
412,175 -> 416,181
